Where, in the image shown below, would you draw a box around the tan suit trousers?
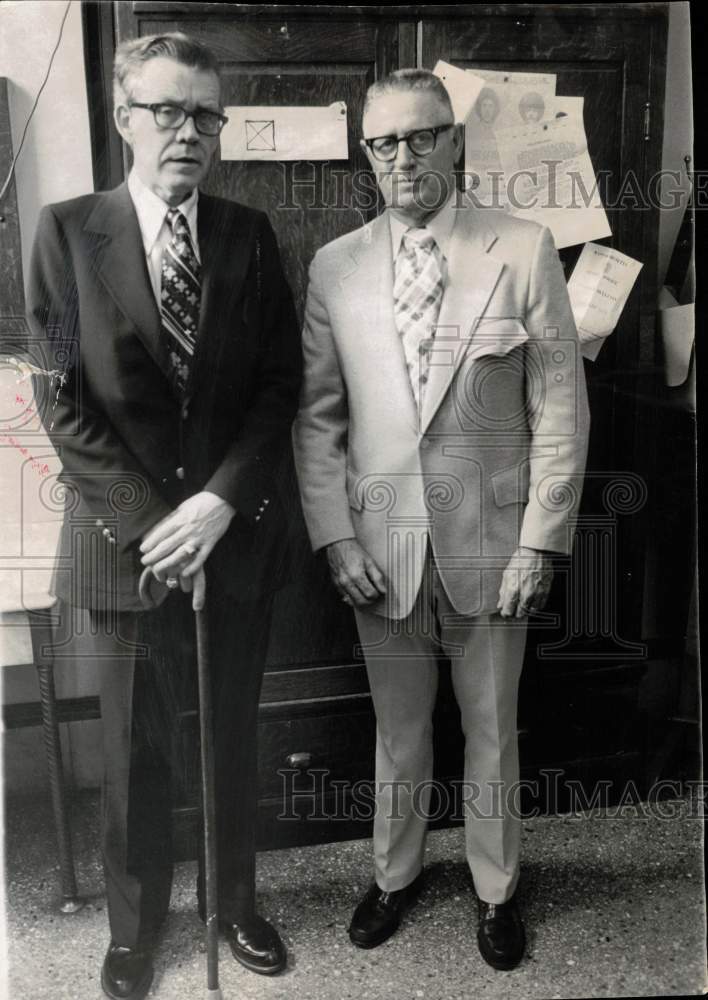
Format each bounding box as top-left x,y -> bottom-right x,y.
355,549 -> 527,904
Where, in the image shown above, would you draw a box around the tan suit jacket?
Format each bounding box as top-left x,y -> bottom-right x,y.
293,202 -> 590,619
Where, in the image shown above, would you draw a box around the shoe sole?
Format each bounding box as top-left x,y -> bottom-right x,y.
100,964 -> 153,1000
348,876 -> 425,949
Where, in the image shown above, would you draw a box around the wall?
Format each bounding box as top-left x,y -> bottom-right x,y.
0,1 -> 695,796
0,0 -> 94,288
0,0 -> 100,792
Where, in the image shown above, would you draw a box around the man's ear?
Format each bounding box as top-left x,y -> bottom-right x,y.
114,103 -> 133,145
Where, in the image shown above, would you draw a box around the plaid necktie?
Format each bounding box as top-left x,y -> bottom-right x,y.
160,208 -> 201,397
393,228 -> 444,409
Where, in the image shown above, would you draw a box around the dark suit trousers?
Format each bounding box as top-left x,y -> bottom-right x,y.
73,585 -> 273,948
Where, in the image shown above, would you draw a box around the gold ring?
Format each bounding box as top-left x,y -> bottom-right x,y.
166,576 -> 179,589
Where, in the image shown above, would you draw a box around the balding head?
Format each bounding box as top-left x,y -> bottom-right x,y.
363,69 -> 454,128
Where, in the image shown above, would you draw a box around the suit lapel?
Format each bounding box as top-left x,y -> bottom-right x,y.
188,195 -> 253,398
195,194 -> 252,342
340,214 -> 419,433
419,206 -> 503,435
86,186 -> 255,397
85,183 -> 167,377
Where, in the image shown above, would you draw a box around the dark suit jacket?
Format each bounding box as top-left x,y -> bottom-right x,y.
26,182 -> 301,611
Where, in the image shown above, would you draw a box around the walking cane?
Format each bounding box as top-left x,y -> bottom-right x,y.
139,567 -> 223,1000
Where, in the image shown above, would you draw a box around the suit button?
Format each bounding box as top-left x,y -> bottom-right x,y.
263,498 -> 270,505
420,439 -> 430,450
182,405 -> 189,420
176,467 -> 185,480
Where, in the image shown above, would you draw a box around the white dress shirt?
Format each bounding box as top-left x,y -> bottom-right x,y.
127,169 -> 200,305
388,192 -> 456,279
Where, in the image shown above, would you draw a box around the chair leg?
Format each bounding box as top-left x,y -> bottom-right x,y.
34,630 -> 84,913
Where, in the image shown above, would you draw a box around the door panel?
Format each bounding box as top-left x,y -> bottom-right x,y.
116,9 -> 407,672
422,8 -> 665,654
106,5 -> 669,852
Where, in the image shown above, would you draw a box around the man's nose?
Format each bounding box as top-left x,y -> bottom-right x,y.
175,114 -> 200,142
393,138 -> 415,170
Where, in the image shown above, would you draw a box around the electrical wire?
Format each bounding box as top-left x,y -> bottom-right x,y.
0,0 -> 72,212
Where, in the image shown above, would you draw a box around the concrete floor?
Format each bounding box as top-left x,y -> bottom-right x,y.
2,791 -> 706,1000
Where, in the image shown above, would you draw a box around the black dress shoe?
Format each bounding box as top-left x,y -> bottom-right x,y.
348,871 -> 424,948
477,894 -> 526,970
221,914 -> 287,975
100,942 -> 154,1000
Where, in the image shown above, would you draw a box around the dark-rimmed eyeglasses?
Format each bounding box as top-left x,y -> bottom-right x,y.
129,102 -> 229,137
363,124 -> 455,162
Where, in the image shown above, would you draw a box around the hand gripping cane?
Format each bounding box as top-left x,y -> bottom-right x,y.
139,567 -> 223,999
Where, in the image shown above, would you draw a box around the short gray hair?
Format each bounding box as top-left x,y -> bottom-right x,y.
113,32 -> 221,106
363,69 -> 454,122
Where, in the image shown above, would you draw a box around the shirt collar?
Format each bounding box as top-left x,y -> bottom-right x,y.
127,169 -> 199,255
389,193 -> 457,261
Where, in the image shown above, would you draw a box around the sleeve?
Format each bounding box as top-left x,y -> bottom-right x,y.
203,213 -> 303,521
25,204 -> 173,552
518,225 -> 591,554
291,250 -> 356,552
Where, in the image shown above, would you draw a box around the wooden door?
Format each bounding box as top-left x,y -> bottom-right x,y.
111,4 -> 419,852
97,4 -> 669,851
421,5 -> 669,803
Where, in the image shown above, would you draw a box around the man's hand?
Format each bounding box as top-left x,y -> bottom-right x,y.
326,538 -> 387,608
140,491 -> 235,586
177,564 -> 206,612
497,546 -> 554,618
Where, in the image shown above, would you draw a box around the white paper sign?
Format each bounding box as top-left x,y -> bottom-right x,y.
494,115 -> 611,248
461,69 -> 556,206
221,102 -> 348,160
567,243 -> 643,360
545,96 -> 585,122
658,286 -> 695,386
433,61 -> 486,122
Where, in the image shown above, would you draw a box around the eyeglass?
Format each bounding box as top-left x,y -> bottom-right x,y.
129,102 -> 229,137
363,124 -> 455,162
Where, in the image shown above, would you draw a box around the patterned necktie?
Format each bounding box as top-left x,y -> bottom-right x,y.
160,208 -> 201,397
393,228 -> 444,409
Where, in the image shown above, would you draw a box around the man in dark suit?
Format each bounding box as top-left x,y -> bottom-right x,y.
26,32 -> 301,998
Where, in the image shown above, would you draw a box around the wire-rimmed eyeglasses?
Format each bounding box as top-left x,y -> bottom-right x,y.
363,124 -> 455,162
129,102 -> 229,137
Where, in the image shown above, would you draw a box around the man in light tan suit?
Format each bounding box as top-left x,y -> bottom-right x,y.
293,69 -> 590,969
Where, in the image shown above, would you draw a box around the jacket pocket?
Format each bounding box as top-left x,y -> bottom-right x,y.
345,466 -> 364,511
468,318 -> 529,361
491,462 -> 530,507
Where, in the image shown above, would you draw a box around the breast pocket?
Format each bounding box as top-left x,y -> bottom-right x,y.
467,318 -> 529,361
